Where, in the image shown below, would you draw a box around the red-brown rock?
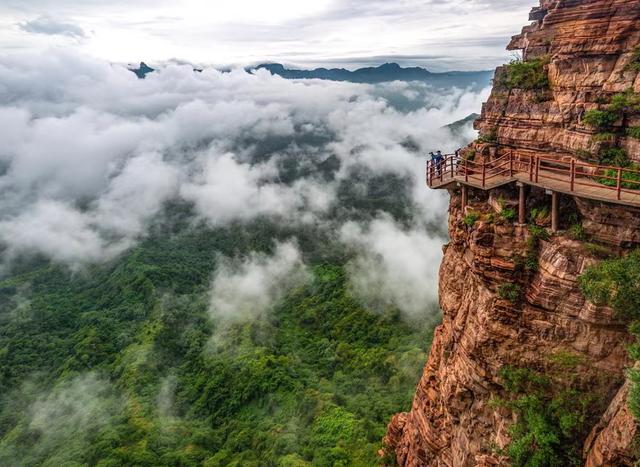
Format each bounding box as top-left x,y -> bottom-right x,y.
385,1 -> 640,464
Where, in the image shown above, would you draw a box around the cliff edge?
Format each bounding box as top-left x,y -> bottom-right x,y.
385,1 -> 640,465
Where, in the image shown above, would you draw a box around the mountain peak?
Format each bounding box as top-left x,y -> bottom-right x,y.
378,62 -> 402,69
129,62 -> 155,79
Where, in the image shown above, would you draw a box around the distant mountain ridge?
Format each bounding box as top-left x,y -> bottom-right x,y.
252,63 -> 492,88
128,61 -> 493,89
444,113 -> 480,137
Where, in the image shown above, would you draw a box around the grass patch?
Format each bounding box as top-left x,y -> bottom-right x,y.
461,148 -> 476,161
568,223 -> 586,241
625,46 -> 640,72
464,212 -> 480,228
583,109 -> 618,129
599,147 -> 630,166
498,283 -> 522,302
597,165 -> 640,190
498,57 -> 550,91
579,250 -> 640,319
547,351 -> 585,368
529,225 -> 550,241
500,207 -> 517,222
590,148 -> 640,190
529,207 -> 550,226
627,127 -> 640,139
579,250 -> 640,422
609,89 -> 640,113
578,250 -> 640,428
477,128 -> 498,144
583,90 -> 640,131
524,226 -> 550,273
583,242 -> 613,259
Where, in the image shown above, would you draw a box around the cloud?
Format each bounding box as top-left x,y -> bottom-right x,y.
340,215 -> 445,319
18,16 -> 86,39
0,50 -> 484,269
181,153 -> 335,226
0,200 -> 124,268
1,1 -> 531,70
93,151 -> 180,237
209,241 -> 310,324
0,373 -> 120,466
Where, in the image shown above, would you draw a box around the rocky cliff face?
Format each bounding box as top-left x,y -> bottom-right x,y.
477,0 -> 640,164
385,1 -> 640,465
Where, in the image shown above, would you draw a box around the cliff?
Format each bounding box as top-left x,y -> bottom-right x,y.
385,1 -> 640,465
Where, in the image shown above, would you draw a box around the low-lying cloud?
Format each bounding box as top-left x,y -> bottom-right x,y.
209,241 -> 310,324
341,215 -> 445,319
0,373 -> 119,466
0,49 -> 487,273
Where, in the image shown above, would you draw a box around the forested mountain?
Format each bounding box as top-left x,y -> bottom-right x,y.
0,201 -> 437,466
130,61 -> 492,89
0,53 -> 481,466
252,63 -> 492,89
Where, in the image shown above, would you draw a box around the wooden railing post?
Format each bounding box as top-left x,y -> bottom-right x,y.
465,159 -> 469,183
617,168 -> 622,200
450,156 -> 454,178
570,159 -> 575,192
535,157 -> 540,183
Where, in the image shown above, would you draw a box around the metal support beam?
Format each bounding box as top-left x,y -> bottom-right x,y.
518,183 -> 526,225
551,191 -> 559,233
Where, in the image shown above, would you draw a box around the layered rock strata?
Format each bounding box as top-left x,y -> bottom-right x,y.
386,1 -> 640,464
477,0 -> 640,164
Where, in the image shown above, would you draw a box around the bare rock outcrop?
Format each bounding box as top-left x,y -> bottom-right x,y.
385,194 -> 630,465
584,376 -> 638,467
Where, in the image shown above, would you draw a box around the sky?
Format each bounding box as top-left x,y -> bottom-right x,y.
0,0 -> 534,71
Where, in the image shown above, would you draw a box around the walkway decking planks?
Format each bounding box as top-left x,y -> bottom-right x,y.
427,153 -> 640,208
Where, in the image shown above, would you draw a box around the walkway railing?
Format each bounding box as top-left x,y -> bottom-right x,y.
427,152 -> 640,201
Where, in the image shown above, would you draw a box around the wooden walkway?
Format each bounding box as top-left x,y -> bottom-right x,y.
427,152 -> 640,208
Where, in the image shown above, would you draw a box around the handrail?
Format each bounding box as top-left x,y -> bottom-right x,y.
426,150 -> 640,202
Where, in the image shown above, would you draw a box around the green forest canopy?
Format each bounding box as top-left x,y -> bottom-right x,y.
0,206 -> 438,466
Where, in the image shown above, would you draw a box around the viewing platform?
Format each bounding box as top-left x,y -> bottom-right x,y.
427,151 -> 640,231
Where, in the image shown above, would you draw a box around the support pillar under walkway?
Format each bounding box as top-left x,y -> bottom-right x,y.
551,190 -> 559,233
518,183 -> 526,225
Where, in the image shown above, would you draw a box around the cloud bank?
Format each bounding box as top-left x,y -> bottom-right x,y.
0,49 -> 484,272
18,16 -> 87,38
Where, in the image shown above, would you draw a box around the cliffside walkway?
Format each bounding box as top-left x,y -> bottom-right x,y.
427,152 -> 640,208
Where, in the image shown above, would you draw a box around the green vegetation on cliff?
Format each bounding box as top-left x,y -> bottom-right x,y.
497,57 -> 550,91
579,251 -> 640,420
495,359 -> 607,467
